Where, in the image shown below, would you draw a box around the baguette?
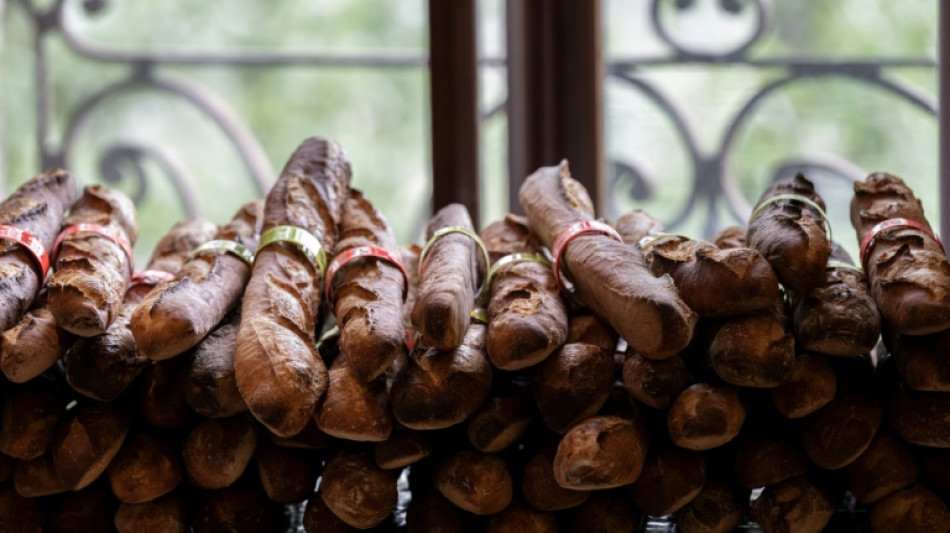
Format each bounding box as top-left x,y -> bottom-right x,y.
567,491 -> 641,533
0,481 -> 45,532
435,450 -> 513,515
870,485 -> 950,533
553,415 -> 648,490
390,323 -> 492,430
411,203 -> 483,350
792,243 -> 881,356
50,484 -> 118,533
321,451 -> 397,528
47,185 -> 136,336
184,311 -> 248,418
847,433 -> 918,504
50,402 -> 129,490
1,292 -> 73,383
235,137 -> 350,438
750,476 -> 836,533
675,477 -> 748,533
519,162 -> 695,359
182,417 -> 257,489
850,172 -> 950,335
747,173 -> 831,294
487,501 -> 557,533
625,445 -> 705,516
192,486 -> 281,533
0,380 -> 61,460
106,431 -> 183,503
132,199 -> 262,360
771,353 -> 837,418
314,351 -> 394,442
534,341 -> 613,433
115,494 -> 188,533
0,169 -> 77,331
328,189 -> 408,381
255,440 -> 320,504
481,214 -> 567,370
65,218 -> 217,401
668,383 -> 746,450
136,357 -> 193,429
521,447 -> 590,511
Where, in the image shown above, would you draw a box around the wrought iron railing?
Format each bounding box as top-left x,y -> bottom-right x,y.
605,0 -> 937,241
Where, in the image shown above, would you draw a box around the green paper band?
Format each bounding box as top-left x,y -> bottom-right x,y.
187,239 -> 255,267
484,252 -> 551,293
257,225 -> 327,275
749,193 -> 832,241
826,260 -> 863,275
419,225 -> 491,295
470,308 -> 488,324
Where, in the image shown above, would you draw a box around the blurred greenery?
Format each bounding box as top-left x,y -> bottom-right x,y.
0,0 -> 940,266
604,0 -> 938,261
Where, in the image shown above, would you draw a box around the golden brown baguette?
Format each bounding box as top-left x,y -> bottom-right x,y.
435,450 -> 513,515
519,162 -> 696,360
747,173 -> 831,294
1,292 -> 73,383
183,311 -> 248,418
411,203 -> 482,350
481,214 -> 567,370
553,415 -> 648,490
234,137 -> 350,438
851,172 -> 950,335
65,218 -> 217,401
321,451 -> 397,528
328,189 -> 408,381
132,199 -> 262,360
106,431 -> 183,503
50,402 -> 129,491
0,169 -> 77,332
314,351 -> 393,442
47,185 -> 136,337
182,417 -> 257,489
0,380 -> 61,460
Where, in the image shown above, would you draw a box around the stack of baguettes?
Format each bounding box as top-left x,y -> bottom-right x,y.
0,136 -> 947,533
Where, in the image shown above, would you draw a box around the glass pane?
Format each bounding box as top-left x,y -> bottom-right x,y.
604,0 -> 937,261
2,0 -> 429,263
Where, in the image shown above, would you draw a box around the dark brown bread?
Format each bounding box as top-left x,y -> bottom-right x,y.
411,203 -> 482,350
184,311 -> 248,418
668,383 -> 746,450
315,351 -> 394,442
567,490 -> 641,533
107,431 -> 183,503
235,137 -> 350,438
534,341 -> 613,433
321,451 -> 397,528
114,494 -> 188,533
0,380 -> 61,459
553,415 -> 648,490
182,417 -> 257,489
65,218 -> 217,401
13,455 -> 70,497
851,172 -> 950,335
712,225 -> 747,249
375,429 -> 435,470
732,424 -> 809,489
330,189 -> 408,381
481,214 -> 568,370
406,489 -> 477,533
675,477 -> 748,533
771,353 -> 837,418
132,199 -> 262,360
792,244 -> 881,356
192,486 -> 282,533
519,162 -> 696,359
617,211 -> 779,319
51,402 -> 129,490
50,484 -> 118,533
626,445 -> 706,516
750,477 -> 836,533
847,433 -> 919,504
521,447 -> 590,511
136,357 -> 193,429
0,482 -> 45,533
467,395 -> 534,453
889,388 -> 950,447
622,351 -> 692,410
487,500 -> 557,533
0,169 -> 77,332
390,323 -> 492,430
1,294 -> 73,383
47,185 -> 136,336
889,327 -> 950,392
802,379 -> 883,469
707,299 -> 796,388
255,441 -> 320,504
435,450 -> 513,515
0,453 -> 11,482
304,493 -> 363,533
747,173 -> 831,294
870,485 -> 950,533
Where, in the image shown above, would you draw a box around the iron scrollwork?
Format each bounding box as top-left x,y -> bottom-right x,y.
10,0 -> 427,217
607,0 -> 937,237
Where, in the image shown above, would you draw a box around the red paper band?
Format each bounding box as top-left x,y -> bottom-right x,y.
0,225 -> 50,279
324,246 -> 409,304
859,218 -> 944,272
551,220 -> 623,293
53,223 -> 133,266
404,327 -> 415,352
128,269 -> 175,290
